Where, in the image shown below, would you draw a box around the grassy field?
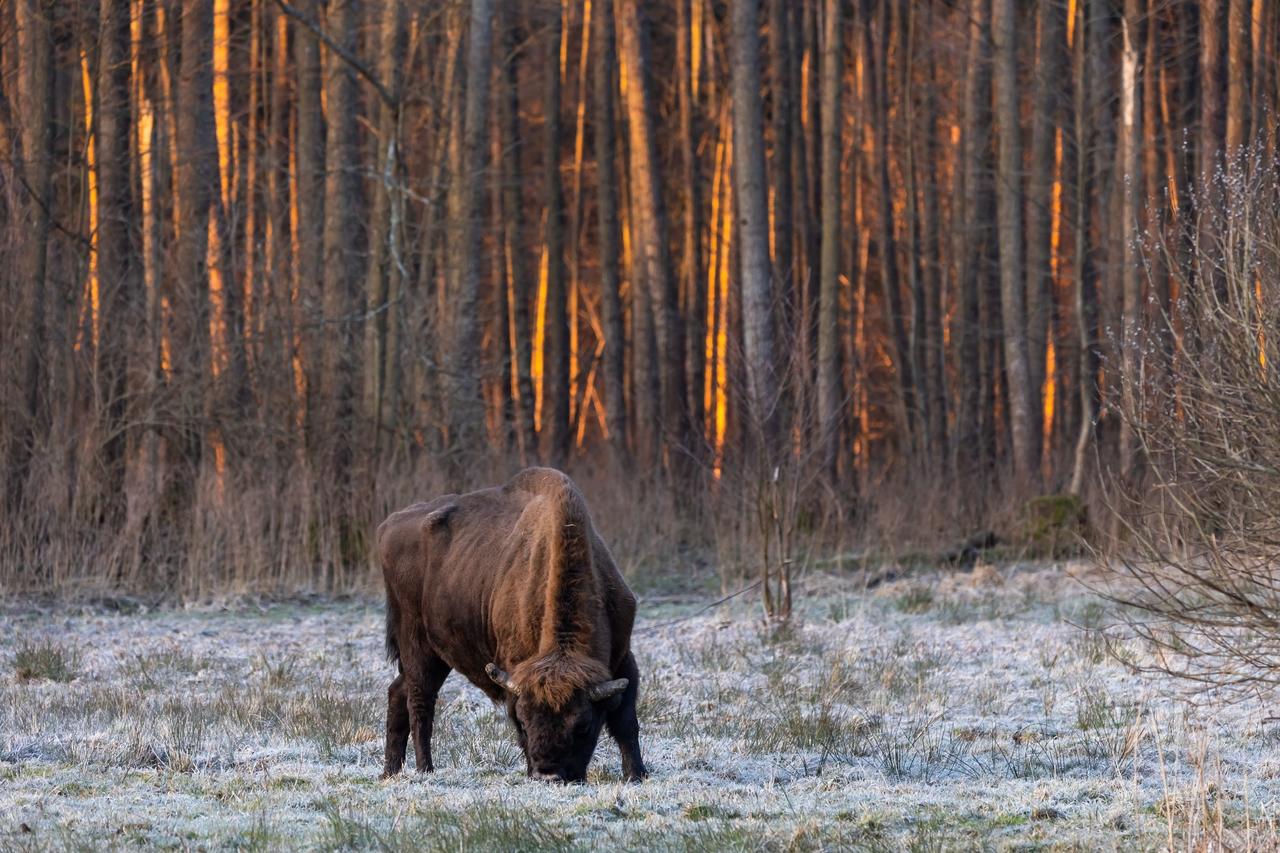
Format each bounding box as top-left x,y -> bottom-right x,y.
2,563 -> 1275,850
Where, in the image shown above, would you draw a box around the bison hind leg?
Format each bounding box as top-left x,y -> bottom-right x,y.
381,674 -> 410,779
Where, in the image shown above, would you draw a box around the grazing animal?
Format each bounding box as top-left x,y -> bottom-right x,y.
378,468 -> 647,783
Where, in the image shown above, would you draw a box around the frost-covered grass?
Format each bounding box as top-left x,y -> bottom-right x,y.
2,563 -> 1278,850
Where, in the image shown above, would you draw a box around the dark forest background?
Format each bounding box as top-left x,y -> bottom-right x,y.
1,0 -> 1276,599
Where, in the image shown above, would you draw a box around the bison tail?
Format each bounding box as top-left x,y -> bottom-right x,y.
384,590 -> 401,665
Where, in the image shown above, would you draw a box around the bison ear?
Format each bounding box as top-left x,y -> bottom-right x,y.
422,503 -> 456,529
587,678 -> 629,703
486,663 -> 520,694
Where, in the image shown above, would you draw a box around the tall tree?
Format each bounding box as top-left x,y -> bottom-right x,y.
446,0 -> 494,463
955,0 -> 994,480
319,0 -> 365,487
96,0 -> 139,512
992,0 -> 1036,481
363,0 -> 407,460
293,0 -> 325,441
7,0 -> 54,509
497,2 -> 536,460
541,4 -> 570,465
593,0 -> 628,463
676,0 -> 706,442
817,0 -> 842,479
730,0 -> 781,451
1118,0 -> 1143,482
617,0 -> 690,473
1025,0 -> 1065,452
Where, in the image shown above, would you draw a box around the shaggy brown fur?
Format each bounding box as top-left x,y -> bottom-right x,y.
378,468 -> 647,782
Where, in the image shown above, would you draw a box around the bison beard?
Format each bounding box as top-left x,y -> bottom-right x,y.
378,468 -> 647,783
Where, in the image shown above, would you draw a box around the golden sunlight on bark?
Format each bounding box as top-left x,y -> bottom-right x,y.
77,51 -> 99,355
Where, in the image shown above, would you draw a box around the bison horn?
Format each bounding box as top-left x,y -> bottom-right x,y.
486,663 -> 519,694
587,678 -> 629,702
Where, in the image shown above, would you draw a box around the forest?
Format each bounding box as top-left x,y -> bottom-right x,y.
1,0 -> 1278,597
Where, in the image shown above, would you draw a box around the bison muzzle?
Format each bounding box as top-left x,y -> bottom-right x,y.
378,468 -> 648,783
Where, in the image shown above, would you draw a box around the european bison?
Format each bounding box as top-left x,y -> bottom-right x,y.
378,468 -> 647,783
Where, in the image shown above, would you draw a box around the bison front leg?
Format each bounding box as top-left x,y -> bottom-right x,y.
382,674 -> 410,778
605,652 -> 648,782
407,656 -> 451,773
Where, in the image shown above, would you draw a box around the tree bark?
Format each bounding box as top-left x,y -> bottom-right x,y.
446,0 -> 494,464
363,0 -> 406,461
320,0 -> 365,488
677,0 -> 705,444
617,0 -> 691,474
96,0 -> 140,514
593,0 -> 628,464
1025,0 -> 1065,455
816,0 -> 841,479
497,2 -> 536,461
293,0 -> 325,443
992,0 -> 1036,482
540,5 -> 570,466
7,0 -> 54,509
1118,0 -> 1142,483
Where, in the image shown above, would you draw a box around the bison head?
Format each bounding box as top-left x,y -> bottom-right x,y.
486,661 -> 627,782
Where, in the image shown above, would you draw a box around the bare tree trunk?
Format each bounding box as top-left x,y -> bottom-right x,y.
865,0 -> 915,449
7,0 -> 54,509
922,1 -> 947,473
446,0 -> 494,465
593,0 -> 628,464
1025,0 -> 1065,456
1070,0 -> 1099,497
293,0 -> 325,445
816,0 -> 841,479
676,0 -> 705,440
955,0 -> 993,483
768,0 -> 794,326
1118,0 -> 1143,484
730,0 -> 780,453
992,0 -> 1035,482
96,0 -> 139,516
541,5 -> 570,466
175,0 -> 217,479
498,1 -> 536,461
319,0 -> 365,489
363,0 -> 406,463
1226,0 -> 1250,154
617,0 -> 691,475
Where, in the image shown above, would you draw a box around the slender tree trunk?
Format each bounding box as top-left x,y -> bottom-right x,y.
816,0 -> 841,480
541,5 -> 570,466
730,0 -> 782,454
319,0 -> 365,489
446,0 -> 494,464
363,0 -> 406,463
922,2 -> 947,473
97,0 -> 139,516
175,0 -> 217,478
1070,0 -> 1099,496
7,0 -> 54,509
1118,0 -> 1143,484
956,0 -> 992,483
1226,0 -> 1250,154
768,0 -> 794,326
617,0 -> 690,474
293,0 -> 325,444
1025,0 -> 1064,456
866,0 -> 915,449
593,0 -> 628,465
992,0 -> 1036,482
676,0 -> 705,440
498,2 -> 537,461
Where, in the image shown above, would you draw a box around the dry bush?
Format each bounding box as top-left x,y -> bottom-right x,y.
1109,148 -> 1280,693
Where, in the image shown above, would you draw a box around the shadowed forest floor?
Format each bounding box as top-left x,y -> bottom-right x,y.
2,564 -> 1276,850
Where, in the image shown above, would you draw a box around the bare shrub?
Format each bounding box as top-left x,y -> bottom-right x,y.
1109,147 -> 1280,693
